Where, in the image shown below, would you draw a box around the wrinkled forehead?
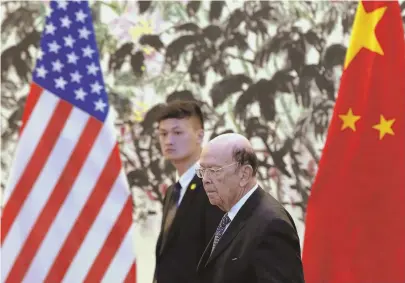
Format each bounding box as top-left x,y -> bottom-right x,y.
200,143 -> 232,167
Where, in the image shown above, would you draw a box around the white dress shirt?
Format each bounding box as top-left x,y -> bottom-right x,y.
223,184 -> 259,233
176,163 -> 198,206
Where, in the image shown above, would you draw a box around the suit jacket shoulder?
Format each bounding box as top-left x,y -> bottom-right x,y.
255,188 -> 299,232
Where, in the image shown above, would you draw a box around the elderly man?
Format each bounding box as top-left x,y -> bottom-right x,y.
195,133 -> 305,283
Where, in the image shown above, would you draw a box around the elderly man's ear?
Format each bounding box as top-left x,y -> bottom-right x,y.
239,165 -> 254,187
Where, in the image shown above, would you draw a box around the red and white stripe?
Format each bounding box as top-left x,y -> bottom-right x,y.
1,84 -> 136,283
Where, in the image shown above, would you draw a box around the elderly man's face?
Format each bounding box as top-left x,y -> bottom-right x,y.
199,145 -> 239,211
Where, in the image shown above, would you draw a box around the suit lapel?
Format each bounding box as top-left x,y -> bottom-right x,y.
158,183 -> 175,255
160,175 -> 201,254
205,218 -> 246,266
161,184 -> 174,231
205,187 -> 265,266
197,234 -> 215,272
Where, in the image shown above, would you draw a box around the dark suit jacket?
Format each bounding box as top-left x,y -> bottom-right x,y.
155,174 -> 224,283
196,187 -> 305,283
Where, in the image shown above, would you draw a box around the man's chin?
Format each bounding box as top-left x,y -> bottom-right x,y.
206,195 -> 219,206
164,154 -> 181,162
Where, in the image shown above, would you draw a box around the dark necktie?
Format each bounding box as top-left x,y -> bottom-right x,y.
211,213 -> 231,255
171,181 -> 182,207
162,182 -> 182,247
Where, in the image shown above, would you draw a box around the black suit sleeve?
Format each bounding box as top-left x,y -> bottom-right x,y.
253,218 -> 305,283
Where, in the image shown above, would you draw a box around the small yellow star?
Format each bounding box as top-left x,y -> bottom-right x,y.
372,115 -> 395,140
190,183 -> 196,190
339,108 -> 361,131
344,2 -> 387,69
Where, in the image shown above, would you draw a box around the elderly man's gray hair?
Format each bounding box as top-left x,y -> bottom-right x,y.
231,146 -> 258,175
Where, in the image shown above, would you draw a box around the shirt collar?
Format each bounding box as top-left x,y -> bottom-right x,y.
177,162 -> 198,190
227,184 -> 259,221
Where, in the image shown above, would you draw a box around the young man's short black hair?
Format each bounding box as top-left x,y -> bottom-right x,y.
157,100 -> 204,129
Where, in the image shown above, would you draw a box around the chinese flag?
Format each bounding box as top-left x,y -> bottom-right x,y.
302,1 -> 405,283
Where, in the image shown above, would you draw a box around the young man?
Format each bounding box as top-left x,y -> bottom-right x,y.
154,100 -> 224,283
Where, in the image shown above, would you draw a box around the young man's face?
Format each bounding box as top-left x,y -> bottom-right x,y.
158,117 -> 203,163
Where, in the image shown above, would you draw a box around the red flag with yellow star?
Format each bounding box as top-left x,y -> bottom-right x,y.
303,1 -> 405,282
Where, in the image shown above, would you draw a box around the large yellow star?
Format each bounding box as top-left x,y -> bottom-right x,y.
339,108 -> 361,131
372,115 -> 395,140
344,2 -> 387,69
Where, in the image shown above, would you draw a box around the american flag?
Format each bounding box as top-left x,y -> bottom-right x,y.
1,1 -> 136,282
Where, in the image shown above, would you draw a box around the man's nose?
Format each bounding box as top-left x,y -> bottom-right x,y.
202,173 -> 212,184
165,134 -> 174,144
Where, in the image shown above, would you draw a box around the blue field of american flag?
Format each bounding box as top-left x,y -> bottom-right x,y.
1,1 -> 136,282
